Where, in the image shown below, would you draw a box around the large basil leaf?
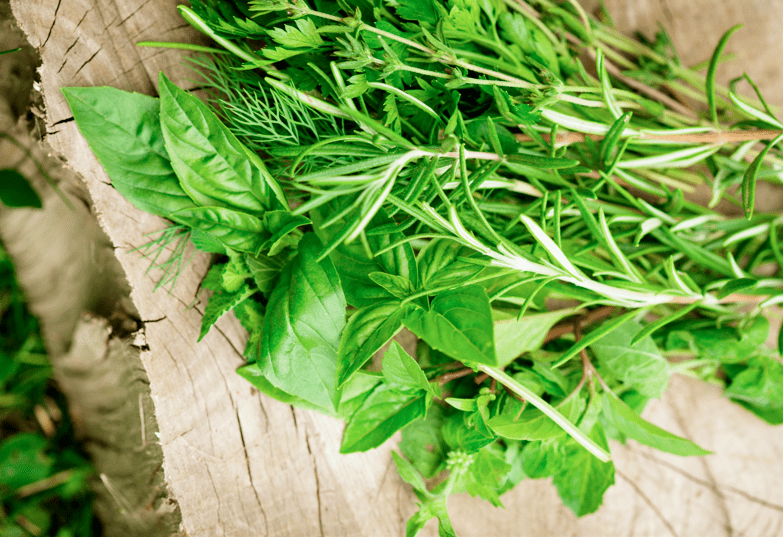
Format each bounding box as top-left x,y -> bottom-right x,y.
236,363 -> 337,416
256,233 -> 346,412
63,86 -> 195,216
340,383 -> 427,453
158,73 -> 286,213
602,391 -> 711,456
403,285 -> 497,366
552,423 -> 615,516
590,321 -> 669,398
337,300 -> 407,386
170,206 -> 264,254
417,239 -> 483,290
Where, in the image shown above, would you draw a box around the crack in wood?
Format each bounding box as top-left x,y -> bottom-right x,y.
616,468 -> 681,537
235,407 -> 269,535
303,422 -> 326,537
41,0 -> 62,48
72,46 -> 102,79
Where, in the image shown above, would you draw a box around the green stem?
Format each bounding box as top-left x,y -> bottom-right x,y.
477,365 -> 612,462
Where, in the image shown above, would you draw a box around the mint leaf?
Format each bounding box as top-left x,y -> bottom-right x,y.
590,321 -> 669,398
199,285 -> 254,341
493,308 -> 576,366
602,390 -> 711,456
400,404 -> 448,478
691,315 -> 769,363
522,437 -> 565,478
552,423 -> 615,516
488,392 -> 585,440
724,355 -> 783,424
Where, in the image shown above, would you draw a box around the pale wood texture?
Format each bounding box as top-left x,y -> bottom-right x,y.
10,1 -> 783,536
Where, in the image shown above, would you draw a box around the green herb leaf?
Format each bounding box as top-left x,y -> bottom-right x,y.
493,308 -> 575,366
245,252 -> 287,295
400,404 -> 448,478
236,363 -> 337,415
552,423 -> 615,516
340,383 -> 427,453
707,24 -> 742,124
383,341 -> 433,395
590,320 -> 669,398
521,437 -> 565,478
602,390 -> 711,456
403,285 -> 498,366
256,233 -> 346,412
488,392 -> 585,440
159,72 -> 284,213
337,300 -> 408,386
724,355 -> 783,425
199,284 -> 254,341
170,206 -> 265,254
63,86 -> 195,216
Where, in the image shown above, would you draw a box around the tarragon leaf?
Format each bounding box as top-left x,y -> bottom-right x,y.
602,391 -> 711,456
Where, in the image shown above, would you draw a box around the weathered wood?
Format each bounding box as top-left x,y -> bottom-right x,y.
10,1 -> 783,535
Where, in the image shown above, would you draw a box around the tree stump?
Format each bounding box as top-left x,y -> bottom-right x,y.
9,1 -> 783,536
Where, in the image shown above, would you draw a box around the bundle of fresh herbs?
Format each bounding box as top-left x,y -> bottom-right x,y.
63,0 -> 783,532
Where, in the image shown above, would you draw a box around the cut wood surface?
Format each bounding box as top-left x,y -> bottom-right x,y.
10,1 -> 783,535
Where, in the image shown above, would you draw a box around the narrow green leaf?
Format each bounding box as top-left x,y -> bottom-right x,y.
391,451 -> 430,495
0,169 -> 42,208
602,390 -> 711,455
257,233 -> 346,412
717,277 -> 758,299
707,24 -> 742,124
62,86 -> 196,216
504,153 -> 579,169
742,133 -> 783,220
630,302 -> 699,345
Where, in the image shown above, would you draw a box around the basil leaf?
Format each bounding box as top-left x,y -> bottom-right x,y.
0,169 -> 41,208
403,285 -> 498,366
159,72 -> 285,213
236,363 -> 336,416
442,412 -> 496,453
170,206 -> 265,254
493,308 -> 575,366
261,210 -> 309,256
338,371 -> 382,420
417,239 -> 483,290
337,300 -> 408,386
602,391 -> 711,456
257,233 -> 346,412
368,272 -> 414,299
391,451 -> 428,495
590,320 -> 669,398
382,341 -> 433,395
488,392 -> 585,440
691,315 -> 769,363
63,86 -> 195,216
340,383 -> 427,453
552,423 -> 615,516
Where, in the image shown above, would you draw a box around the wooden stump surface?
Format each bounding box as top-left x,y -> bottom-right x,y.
10,1 -> 783,536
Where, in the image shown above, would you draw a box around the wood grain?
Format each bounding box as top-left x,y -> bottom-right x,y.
10,0 -> 783,535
